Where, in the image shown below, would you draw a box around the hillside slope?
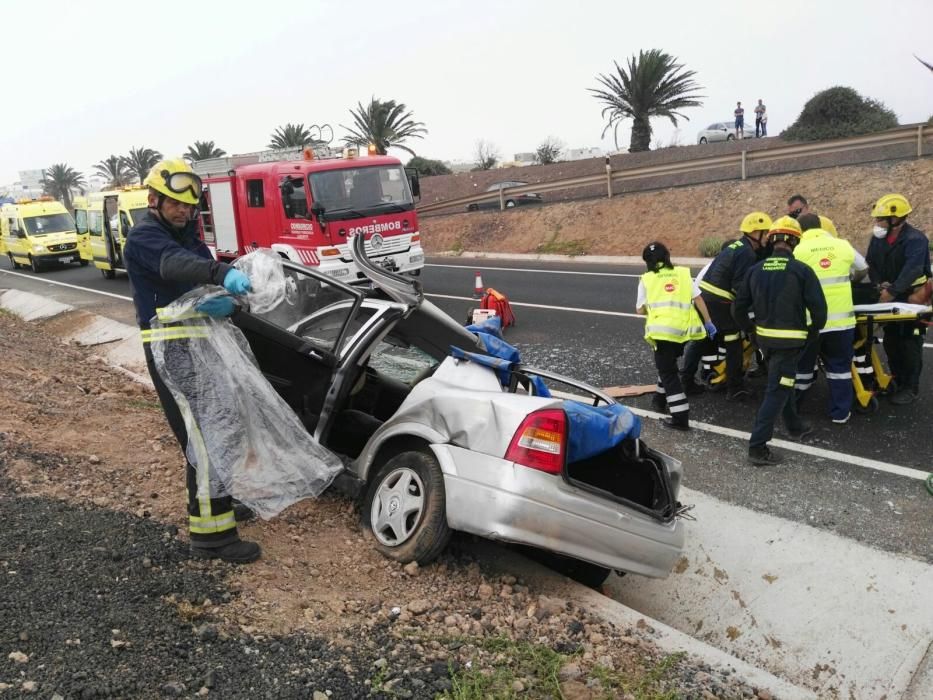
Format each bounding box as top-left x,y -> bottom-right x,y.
420,158 -> 933,258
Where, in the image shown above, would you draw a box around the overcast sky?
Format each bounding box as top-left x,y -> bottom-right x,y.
2,0 -> 931,185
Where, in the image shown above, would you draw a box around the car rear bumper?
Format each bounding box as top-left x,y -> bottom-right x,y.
432,444 -> 685,578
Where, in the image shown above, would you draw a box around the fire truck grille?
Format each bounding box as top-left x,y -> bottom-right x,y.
365,235 -> 408,257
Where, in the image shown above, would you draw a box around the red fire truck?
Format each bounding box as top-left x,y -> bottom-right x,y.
191,146 -> 424,279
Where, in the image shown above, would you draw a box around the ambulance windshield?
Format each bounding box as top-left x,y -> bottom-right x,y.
23,213 -> 75,235
309,165 -> 412,218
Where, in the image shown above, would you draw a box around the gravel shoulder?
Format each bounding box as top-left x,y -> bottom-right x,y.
0,309 -> 769,699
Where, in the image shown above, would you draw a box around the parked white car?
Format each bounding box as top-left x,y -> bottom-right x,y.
697,122 -> 737,144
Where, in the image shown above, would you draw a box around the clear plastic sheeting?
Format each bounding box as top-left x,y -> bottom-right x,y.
150,288 -> 343,519
233,249 -> 289,314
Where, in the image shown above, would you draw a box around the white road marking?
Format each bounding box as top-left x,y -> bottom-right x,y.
630,407 -> 930,481
426,293 -> 642,319
0,269 -> 133,301
427,263 -> 642,278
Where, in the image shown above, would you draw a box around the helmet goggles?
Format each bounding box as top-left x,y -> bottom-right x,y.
159,170 -> 202,202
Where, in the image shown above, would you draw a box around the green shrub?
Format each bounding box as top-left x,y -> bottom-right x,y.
405,156 -> 452,176
699,237 -> 723,257
782,86 -> 898,141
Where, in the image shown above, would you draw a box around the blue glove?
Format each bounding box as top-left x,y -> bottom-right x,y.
223,269 -> 252,295
196,296 -> 236,318
704,321 -> 718,340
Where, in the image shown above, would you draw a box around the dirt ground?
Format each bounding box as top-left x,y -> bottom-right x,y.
0,309 -> 764,698
420,158 -> 933,259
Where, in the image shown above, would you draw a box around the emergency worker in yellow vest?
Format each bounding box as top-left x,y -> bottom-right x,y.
792,214 -> 857,423
698,212 -> 772,401
637,242 -> 716,430
734,217 -> 827,465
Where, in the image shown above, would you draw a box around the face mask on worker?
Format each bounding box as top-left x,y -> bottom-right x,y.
872,225 -> 888,238
789,207 -> 803,219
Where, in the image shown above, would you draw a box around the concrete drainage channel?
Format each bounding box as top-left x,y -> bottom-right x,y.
4,286 -> 926,698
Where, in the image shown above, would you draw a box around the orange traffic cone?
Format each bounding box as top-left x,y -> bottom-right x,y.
473,271 -> 484,299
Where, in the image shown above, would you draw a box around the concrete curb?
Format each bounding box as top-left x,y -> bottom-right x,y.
0,288 -> 149,383
431,250 -> 712,267
2,287 -> 815,698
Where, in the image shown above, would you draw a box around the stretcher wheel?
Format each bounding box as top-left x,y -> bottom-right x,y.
854,396 -> 879,414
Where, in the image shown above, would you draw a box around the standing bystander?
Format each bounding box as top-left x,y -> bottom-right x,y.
734,102 -> 745,139
754,99 -> 766,137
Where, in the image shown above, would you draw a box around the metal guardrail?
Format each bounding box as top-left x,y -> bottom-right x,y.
418,123 -> 932,214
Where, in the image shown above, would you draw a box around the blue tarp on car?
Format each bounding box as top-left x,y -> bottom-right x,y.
454,317 -> 641,463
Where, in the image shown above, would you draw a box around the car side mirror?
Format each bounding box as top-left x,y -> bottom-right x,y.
310,201 -> 326,226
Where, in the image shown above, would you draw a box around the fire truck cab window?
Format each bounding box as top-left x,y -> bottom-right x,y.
309,165 -> 412,217
247,179 -> 264,207
281,178 -> 308,219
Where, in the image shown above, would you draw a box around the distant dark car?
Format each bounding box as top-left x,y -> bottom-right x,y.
466,181 -> 543,211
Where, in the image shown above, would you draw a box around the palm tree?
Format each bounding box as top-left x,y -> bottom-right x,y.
42,164 -> 86,210
590,50 -> 704,152
341,98 -> 427,156
185,140 -> 227,162
121,146 -> 163,184
93,155 -> 132,189
268,123 -> 313,149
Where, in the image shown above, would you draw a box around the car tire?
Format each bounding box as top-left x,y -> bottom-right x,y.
101,268 -> 116,280
467,203 -> 478,212
363,449 -> 451,565
699,137 -> 708,144
29,255 -> 41,273
727,134 -> 735,141
505,200 -> 516,208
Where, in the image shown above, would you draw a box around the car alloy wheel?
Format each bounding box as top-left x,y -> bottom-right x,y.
505,200 -> 516,208
699,137 -> 708,144
727,134 -> 735,141
364,449 -> 451,564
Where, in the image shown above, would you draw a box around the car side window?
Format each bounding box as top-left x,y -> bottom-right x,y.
249,266 -> 360,354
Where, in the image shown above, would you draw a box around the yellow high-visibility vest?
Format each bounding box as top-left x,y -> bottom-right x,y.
794,229 -> 855,332
642,266 -> 706,346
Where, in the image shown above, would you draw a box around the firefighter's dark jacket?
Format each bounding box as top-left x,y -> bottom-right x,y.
124,211 -> 232,329
866,223 -> 932,299
698,236 -> 758,300
733,249 -> 827,350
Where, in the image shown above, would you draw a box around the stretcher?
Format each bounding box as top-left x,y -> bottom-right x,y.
851,302 -> 933,412
703,334 -> 759,390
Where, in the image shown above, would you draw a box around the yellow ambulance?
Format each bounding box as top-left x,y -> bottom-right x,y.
88,187 -> 149,279
1,198 -> 81,272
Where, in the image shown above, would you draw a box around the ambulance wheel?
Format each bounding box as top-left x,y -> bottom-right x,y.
79,259 -> 89,267
854,396 -> 879,414
29,255 -> 42,273
101,268 -> 116,280
7,253 -> 18,270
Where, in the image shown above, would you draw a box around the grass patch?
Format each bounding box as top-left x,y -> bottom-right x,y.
536,237 -> 589,257
441,636 -> 567,699
591,652 -> 686,700
450,238 -> 465,256
698,237 -> 724,257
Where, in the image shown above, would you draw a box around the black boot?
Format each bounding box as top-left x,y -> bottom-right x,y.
650,394 -> 668,413
660,414 -> 690,431
191,539 -> 262,564
748,445 -> 782,466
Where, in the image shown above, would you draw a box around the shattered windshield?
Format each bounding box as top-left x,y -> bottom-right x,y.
23,213 -> 75,235
309,165 -> 412,217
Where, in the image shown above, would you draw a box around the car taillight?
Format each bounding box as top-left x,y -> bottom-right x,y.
505,408 -> 566,474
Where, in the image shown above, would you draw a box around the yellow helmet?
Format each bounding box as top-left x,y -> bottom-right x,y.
818,215 -> 838,237
870,193 -> 912,218
740,211 -> 773,234
767,215 -> 802,239
143,158 -> 203,205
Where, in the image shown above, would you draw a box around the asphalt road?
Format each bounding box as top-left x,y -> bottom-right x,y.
1,254 -> 930,565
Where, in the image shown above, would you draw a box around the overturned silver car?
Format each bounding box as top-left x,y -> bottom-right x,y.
232,236 -> 688,585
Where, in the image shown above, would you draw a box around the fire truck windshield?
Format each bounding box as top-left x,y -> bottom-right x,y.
309,165 -> 413,219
